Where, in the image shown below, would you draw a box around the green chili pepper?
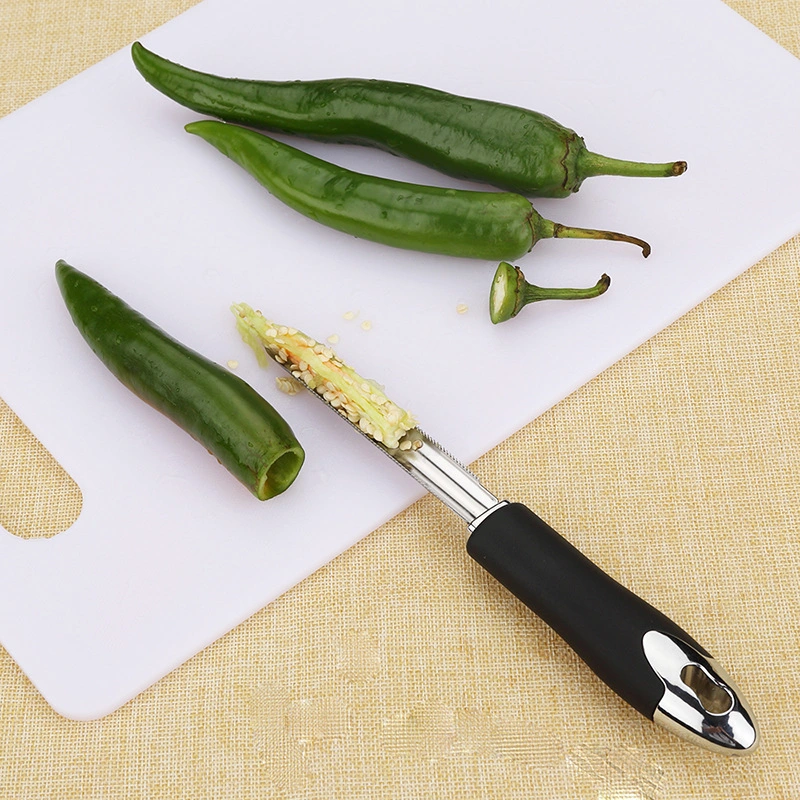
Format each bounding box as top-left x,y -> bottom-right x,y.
55,260 -> 305,500
489,261 -> 610,323
132,42 -> 686,198
185,120 -> 650,260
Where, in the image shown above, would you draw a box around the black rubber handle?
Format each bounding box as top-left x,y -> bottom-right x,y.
466,503 -> 710,719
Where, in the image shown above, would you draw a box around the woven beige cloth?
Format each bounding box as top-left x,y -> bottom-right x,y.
1,1 -> 799,797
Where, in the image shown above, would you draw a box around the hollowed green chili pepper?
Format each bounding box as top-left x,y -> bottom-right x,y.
56,260 -> 305,500
185,120 -> 650,260
489,261 -> 610,324
132,42 -> 686,198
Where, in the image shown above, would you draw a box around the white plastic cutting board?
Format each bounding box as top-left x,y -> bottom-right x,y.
1,0 -> 799,720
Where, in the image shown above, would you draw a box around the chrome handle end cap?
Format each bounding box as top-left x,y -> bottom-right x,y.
643,630 -> 758,755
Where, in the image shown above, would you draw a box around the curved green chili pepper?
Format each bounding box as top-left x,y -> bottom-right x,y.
56,260 -> 305,500
489,261 -> 610,323
185,120 -> 650,260
132,42 -> 686,198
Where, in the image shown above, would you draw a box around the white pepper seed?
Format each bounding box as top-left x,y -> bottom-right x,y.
275,376 -> 302,395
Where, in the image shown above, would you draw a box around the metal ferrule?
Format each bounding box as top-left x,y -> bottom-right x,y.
642,630 -> 758,754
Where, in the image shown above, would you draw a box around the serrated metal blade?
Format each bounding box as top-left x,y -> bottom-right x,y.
270,356 -> 499,523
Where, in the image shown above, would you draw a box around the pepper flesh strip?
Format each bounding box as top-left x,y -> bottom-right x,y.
233,303 -> 417,450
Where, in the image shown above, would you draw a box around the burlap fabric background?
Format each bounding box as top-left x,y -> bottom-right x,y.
1,2 -> 799,797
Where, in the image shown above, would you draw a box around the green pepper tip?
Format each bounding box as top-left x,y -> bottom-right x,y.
55,259 -> 76,290
185,119 -> 228,139
130,41 -> 152,76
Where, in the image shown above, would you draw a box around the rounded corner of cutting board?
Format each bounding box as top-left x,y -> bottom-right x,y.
15,662 -> 136,720
38,687 -> 131,722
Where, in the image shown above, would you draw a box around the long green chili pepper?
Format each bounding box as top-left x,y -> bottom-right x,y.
56,260 -> 305,500
489,261 -> 610,323
132,42 -> 686,198
185,120 -> 650,260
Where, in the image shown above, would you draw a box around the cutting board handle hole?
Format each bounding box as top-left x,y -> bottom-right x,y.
0,398 -> 82,539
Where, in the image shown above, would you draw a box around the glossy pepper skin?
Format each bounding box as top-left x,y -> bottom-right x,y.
185,121 -> 650,259
132,42 -> 686,198
55,260 -> 305,500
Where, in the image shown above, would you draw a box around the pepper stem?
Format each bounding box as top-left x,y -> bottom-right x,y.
552,221 -> 651,257
533,214 -> 651,258
579,150 -> 687,180
489,261 -> 610,324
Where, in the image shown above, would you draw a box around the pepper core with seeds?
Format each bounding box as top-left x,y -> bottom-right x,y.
233,303 -> 418,450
